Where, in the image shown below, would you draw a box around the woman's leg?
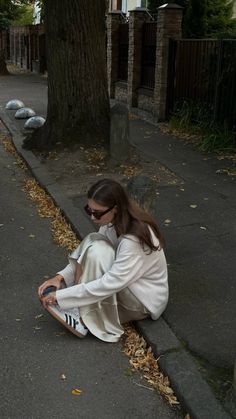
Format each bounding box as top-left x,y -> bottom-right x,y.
117,288 -> 150,324
78,235 -> 124,342
46,233 -> 118,339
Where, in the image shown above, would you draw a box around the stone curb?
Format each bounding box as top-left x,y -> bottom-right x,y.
136,319 -> 230,418
0,110 -> 231,419
0,110 -> 93,240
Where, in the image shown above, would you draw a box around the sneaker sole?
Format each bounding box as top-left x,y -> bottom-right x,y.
46,305 -> 86,338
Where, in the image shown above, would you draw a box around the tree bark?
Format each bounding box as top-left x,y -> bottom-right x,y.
0,50 -> 9,75
24,0 -> 110,151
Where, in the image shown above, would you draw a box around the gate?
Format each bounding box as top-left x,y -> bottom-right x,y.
167,39 -> 236,129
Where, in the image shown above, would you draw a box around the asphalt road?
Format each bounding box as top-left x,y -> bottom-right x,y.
0,134 -> 183,418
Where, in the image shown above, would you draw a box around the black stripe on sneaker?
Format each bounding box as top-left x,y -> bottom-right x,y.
73,318 -> 77,329
65,313 -> 72,327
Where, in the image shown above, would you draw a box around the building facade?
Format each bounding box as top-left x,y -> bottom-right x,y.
109,0 -> 148,14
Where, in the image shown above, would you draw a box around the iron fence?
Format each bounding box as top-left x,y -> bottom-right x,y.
167,39 -> 236,129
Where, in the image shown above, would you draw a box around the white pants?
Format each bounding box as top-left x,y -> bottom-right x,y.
64,233 -> 149,342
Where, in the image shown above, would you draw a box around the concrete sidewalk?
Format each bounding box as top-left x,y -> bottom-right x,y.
0,71 -> 235,418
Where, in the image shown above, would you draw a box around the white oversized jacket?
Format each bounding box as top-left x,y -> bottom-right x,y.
56,224 -> 168,320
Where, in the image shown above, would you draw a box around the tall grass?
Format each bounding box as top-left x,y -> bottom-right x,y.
170,101 -> 236,153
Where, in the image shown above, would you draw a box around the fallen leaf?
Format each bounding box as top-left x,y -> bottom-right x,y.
71,388 -> 82,396
164,219 -> 171,224
29,234 -> 36,238
60,373 -> 66,380
123,324 -> 179,406
34,326 -> 42,330
15,318 -> 21,321
55,331 -> 66,336
200,226 -> 207,230
0,224 -> 4,227
190,204 -> 197,209
35,314 -> 44,319
216,168 -> 236,176
24,178 -> 80,251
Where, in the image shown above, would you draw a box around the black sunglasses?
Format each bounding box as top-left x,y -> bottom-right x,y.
84,204 -> 115,220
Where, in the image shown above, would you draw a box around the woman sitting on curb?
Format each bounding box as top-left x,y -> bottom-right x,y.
38,178 -> 168,342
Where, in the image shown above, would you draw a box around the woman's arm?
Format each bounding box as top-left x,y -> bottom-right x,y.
56,239 -> 145,310
38,261 -> 76,299
57,262 -> 76,287
38,274 -> 64,298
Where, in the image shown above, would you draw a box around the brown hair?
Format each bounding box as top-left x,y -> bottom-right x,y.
87,178 -> 164,252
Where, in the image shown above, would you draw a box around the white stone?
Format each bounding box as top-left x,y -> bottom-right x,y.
6,99 -> 25,110
15,108 -> 36,119
24,116 -> 46,129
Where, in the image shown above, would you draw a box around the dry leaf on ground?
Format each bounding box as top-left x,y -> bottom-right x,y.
23,178 -> 80,251
123,324 -> 179,406
71,388 -> 82,396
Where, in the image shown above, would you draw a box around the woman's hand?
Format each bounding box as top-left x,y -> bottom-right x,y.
38,274 -> 63,299
41,291 -> 57,309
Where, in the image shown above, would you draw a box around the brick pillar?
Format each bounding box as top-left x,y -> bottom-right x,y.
154,4 -> 183,120
107,11 -> 126,98
128,8 -> 152,108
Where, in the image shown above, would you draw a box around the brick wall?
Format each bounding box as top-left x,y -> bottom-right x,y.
107,4 -> 183,120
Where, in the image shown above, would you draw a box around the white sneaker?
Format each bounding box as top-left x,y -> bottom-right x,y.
46,305 -> 88,338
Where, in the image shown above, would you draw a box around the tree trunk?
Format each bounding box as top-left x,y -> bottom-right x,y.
24,0 -> 110,151
0,50 -> 9,75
